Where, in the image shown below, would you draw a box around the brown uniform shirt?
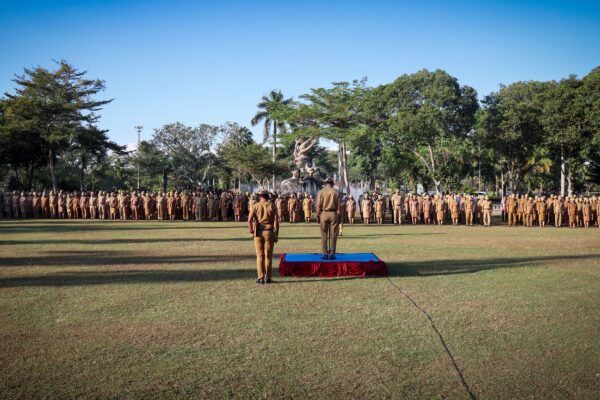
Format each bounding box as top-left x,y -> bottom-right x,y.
317,187 -> 340,213
249,200 -> 277,231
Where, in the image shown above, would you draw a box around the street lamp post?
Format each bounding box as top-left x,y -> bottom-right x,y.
135,125 -> 143,190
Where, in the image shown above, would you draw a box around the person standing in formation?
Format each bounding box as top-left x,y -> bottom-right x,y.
346,195 -> 356,225
375,195 -> 385,225
567,198 -> 577,228
409,195 -> 419,225
317,177 -> 341,260
288,194 -> 298,223
463,195 -> 474,226
391,190 -> 402,225
57,191 -> 66,219
233,193 -> 242,222
422,195 -> 432,225
109,193 -> 118,220
554,197 -> 564,227
248,190 -> 279,285
181,191 -> 190,221
143,192 -> 153,221
362,193 -> 372,225
582,198 -> 591,228
303,194 -> 313,223
220,193 -> 228,221
482,195 -> 492,226
448,195 -> 459,226
434,194 -> 445,226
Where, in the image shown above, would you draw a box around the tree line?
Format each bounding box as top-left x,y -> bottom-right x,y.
1,61 -> 599,195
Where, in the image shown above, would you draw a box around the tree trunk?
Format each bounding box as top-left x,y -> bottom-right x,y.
11,166 -> 22,188
341,140 -> 350,194
162,168 -> 168,193
337,142 -> 343,192
560,145 -> 566,197
80,155 -> 86,192
272,121 -> 277,190
567,168 -> 573,196
427,145 -> 440,194
478,142 -> 482,191
48,148 -> 58,192
27,163 -> 35,189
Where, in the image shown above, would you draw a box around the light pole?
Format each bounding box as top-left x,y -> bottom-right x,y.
135,125 -> 143,190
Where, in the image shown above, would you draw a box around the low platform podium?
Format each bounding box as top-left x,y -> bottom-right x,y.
278,253 -> 388,278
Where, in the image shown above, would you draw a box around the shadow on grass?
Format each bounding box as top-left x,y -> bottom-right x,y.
387,253 -> 600,277
1,253 -> 598,288
0,268 -> 258,287
0,250 -> 254,267
0,232 -> 445,246
0,221 -> 245,234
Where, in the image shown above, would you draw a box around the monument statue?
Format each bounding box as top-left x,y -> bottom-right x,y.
280,137 -> 325,193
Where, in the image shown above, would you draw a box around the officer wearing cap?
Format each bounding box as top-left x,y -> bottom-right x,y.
248,190 -> 279,284
317,176 -> 341,260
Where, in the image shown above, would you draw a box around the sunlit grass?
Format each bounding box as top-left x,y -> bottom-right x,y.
1,220 -> 599,399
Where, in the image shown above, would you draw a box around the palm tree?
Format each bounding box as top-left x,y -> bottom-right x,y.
251,90 -> 292,188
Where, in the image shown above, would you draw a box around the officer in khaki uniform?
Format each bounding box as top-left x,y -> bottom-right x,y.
461,195 -> 472,226
507,195 -> 517,226
391,190 -> 403,225
317,177 -> 340,260
303,195 -> 313,223
248,190 -> 279,284
288,194 -> 298,223
554,196 -> 564,227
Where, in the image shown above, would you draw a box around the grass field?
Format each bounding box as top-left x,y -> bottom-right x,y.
1,220 -> 599,399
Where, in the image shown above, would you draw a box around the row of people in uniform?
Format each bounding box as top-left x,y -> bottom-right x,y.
0,190 -> 250,221
2,189 -> 599,228
501,194 -> 599,228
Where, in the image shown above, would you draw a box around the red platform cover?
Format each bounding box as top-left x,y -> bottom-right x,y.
278,253 -> 388,277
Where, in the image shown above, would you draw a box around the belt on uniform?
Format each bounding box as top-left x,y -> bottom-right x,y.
322,209 -> 337,212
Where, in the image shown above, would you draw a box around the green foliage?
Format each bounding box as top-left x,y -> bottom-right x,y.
369,69 -> 478,192
477,80 -> 551,192
1,60 -> 113,190
151,122 -> 219,188
222,142 -> 287,187
2,61 -> 600,195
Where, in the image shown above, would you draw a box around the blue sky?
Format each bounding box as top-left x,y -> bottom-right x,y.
1,0 -> 599,146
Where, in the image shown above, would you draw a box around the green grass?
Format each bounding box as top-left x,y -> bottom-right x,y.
1,220 -> 599,399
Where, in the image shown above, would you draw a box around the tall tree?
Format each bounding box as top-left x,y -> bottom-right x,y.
72,124 -> 123,191
251,90 -> 292,188
0,99 -> 45,188
371,69 -> 478,193
222,143 -> 287,188
2,61 -> 112,191
477,81 -> 550,193
218,122 -> 254,190
289,79 -> 367,191
541,76 -> 588,195
152,122 -> 219,188
132,141 -> 171,192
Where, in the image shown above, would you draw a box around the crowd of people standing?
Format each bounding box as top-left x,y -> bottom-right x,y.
1,188 -> 599,228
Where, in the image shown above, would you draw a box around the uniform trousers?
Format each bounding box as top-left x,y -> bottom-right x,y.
254,230 -> 274,280
393,207 -> 402,224
465,210 -> 473,225
320,211 -> 339,256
